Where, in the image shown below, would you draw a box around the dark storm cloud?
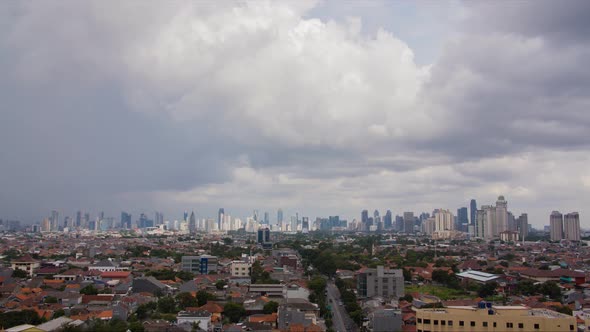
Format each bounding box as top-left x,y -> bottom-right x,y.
463,1 -> 590,45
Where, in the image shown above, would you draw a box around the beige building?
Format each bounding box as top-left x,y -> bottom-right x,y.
11,254 -> 40,277
416,305 -> 576,332
230,260 -> 251,277
564,212 -> 581,241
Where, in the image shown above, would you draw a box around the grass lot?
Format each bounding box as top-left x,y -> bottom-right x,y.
405,285 -> 473,300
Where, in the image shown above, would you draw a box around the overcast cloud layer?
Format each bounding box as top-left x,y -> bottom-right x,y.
1,0 -> 590,227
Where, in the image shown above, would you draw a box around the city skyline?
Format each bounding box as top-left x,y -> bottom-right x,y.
2,1 -> 590,229
9,195 -> 584,231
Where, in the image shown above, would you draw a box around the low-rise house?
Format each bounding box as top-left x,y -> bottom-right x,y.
176,310 -> 211,331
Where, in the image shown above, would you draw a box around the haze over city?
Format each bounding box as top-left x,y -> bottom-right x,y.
2,1 -> 590,227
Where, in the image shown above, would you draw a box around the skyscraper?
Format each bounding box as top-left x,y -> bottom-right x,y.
189,211 -> 196,233
495,196 -> 508,233
434,209 -> 454,231
550,211 -> 563,242
516,213 -> 528,241
75,211 -> 82,228
563,212 -> 580,241
50,210 -> 59,232
361,210 -> 369,231
218,208 -> 224,230
457,207 -> 468,231
121,211 -> 132,229
263,211 -> 269,224
384,210 -> 393,229
277,208 -> 284,229
403,212 -> 415,233
470,199 -> 477,226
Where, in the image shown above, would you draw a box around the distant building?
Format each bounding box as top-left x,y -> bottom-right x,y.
403,212 -> 415,234
218,208 -> 225,231
416,305 -> 576,332
257,227 -> 271,244
470,199 -> 477,226
550,211 -> 564,242
516,213 -> 528,241
384,210 -> 393,229
181,255 -> 218,274
457,207 -> 468,231
121,211 -> 132,229
499,230 -> 519,242
434,209 -> 454,231
357,266 -> 404,300
563,212 -> 581,241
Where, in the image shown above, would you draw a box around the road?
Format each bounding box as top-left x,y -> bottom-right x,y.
326,281 -> 359,332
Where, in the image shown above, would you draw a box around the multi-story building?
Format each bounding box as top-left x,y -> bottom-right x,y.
416,304 -> 576,332
550,211 -> 564,242
564,212 -> 581,241
434,209 -> 454,231
357,266 -> 404,300
457,207 -> 468,231
11,254 -> 40,277
403,212 -> 415,234
181,255 -> 218,274
496,196 -> 508,233
470,199 -> 477,226
230,260 -> 251,278
422,217 -> 436,235
516,213 -> 528,241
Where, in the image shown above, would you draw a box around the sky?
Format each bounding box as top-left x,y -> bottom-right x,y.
2,0 -> 590,227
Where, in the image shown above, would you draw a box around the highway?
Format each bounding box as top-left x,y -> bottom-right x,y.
326,281 -> 359,332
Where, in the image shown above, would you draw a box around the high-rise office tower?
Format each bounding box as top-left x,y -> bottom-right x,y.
121,211 -> 132,229
218,208 -> 225,230
457,207 -> 468,231
384,210 -> 393,229
302,217 -> 309,231
189,211 -> 196,233
50,210 -> 59,232
75,211 -> 82,228
563,212 -> 580,241
63,216 -> 72,229
361,210 -> 369,226
253,210 -> 259,222
83,213 -> 90,229
403,212 -> 415,233
277,208 -> 284,229
263,212 -> 269,225
470,199 -> 477,226
495,196 -> 508,233
154,212 -> 164,225
516,213 -> 528,241
550,211 -> 564,242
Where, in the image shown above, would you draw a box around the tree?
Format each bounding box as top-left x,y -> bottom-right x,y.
0,310 -> 43,328
157,296 -> 177,314
263,301 -> 279,314
196,290 -> 216,306
44,296 -> 58,303
223,302 -> 246,323
539,281 -> 562,301
215,280 -> 227,290
399,294 -> 414,303
11,269 -> 29,278
403,268 -> 412,281
177,292 -> 198,309
80,284 -> 99,295
478,282 -> 498,298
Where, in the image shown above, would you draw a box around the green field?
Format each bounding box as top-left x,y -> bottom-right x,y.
405,285 -> 473,300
